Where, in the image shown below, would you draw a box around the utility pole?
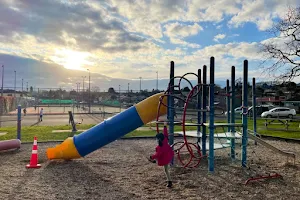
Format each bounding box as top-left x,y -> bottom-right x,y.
139,77 -> 142,92
1,65 -> 4,97
14,70 -> 16,98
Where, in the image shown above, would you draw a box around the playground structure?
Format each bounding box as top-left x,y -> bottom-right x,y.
0,105 -> 21,151
45,57 -> 296,184
155,57 -> 296,176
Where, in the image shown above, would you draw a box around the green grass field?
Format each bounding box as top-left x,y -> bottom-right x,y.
0,119 -> 299,142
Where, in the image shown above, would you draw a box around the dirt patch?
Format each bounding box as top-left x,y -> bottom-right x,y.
0,138 -> 299,200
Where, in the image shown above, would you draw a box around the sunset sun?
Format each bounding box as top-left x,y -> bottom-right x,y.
51,49 -> 92,70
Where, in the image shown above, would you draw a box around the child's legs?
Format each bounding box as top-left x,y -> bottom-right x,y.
163,165 -> 171,181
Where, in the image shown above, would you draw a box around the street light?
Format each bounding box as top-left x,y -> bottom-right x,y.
81,76 -> 86,92
87,69 -> 91,113
156,71 -> 158,91
128,82 -> 130,103
1,65 -> 4,97
119,85 -> 121,112
14,70 -> 16,98
139,77 -> 142,92
22,79 -> 23,93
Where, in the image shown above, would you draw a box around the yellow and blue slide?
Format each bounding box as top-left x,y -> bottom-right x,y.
47,93 -> 167,160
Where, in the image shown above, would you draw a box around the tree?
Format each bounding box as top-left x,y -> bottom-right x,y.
108,87 -> 115,93
262,7 -> 300,81
30,86 -> 33,93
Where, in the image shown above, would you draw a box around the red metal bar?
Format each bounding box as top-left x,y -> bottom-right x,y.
244,173 -> 282,185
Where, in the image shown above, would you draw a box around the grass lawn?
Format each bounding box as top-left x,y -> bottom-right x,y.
0,118 -> 299,142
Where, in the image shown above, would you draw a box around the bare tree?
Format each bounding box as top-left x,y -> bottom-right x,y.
262,7 -> 300,81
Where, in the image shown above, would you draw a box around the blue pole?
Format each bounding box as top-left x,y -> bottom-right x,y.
169,61 -> 175,165
252,77 -> 257,145
226,79 -> 230,133
230,66 -> 235,160
242,60 -> 248,167
209,57 -> 215,172
197,69 -> 201,144
201,65 -> 207,156
17,105 -> 21,140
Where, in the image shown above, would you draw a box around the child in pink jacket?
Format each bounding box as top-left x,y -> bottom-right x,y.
150,122 -> 174,188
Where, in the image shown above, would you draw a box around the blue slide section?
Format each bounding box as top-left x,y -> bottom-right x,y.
74,106 -> 144,157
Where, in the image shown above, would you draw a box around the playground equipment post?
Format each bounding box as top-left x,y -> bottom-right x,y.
252,77 -> 257,145
208,57 -> 215,172
168,61 -> 175,164
17,105 -> 21,140
197,69 -> 201,144
242,60 -> 248,167
230,66 -> 236,160
201,65 -> 207,156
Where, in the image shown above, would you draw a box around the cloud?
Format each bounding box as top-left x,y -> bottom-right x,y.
164,22 -> 202,48
229,0 -> 299,30
0,0 -> 147,54
213,34 -> 226,42
164,22 -> 203,38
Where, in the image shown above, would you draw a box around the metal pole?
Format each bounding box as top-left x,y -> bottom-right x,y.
119,85 -> 121,112
168,61 -> 175,165
128,83 -> 130,103
88,70 -> 91,113
1,65 -> 3,97
157,71 -> 158,90
14,70 -> 16,98
242,60 -> 248,167
202,65 -> 207,156
197,69 -> 201,144
17,105 -> 21,140
139,77 -> 142,92
208,57 -> 215,172
226,79 -> 230,133
22,79 -> 23,93
252,78 -> 257,145
37,88 -> 40,122
230,66 -> 236,160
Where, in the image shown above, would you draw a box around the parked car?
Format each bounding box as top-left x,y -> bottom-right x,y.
225,105 -> 275,117
248,105 -> 275,117
261,107 -> 296,118
224,106 -> 243,116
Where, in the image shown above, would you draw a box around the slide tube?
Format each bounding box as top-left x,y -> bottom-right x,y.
47,93 -> 167,160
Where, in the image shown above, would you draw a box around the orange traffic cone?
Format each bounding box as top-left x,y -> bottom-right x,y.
26,136 -> 41,168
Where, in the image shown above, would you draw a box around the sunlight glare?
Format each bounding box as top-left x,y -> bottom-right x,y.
52,49 -> 93,70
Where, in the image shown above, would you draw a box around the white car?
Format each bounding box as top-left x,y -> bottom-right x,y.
261,107 -> 296,118
224,106 -> 243,116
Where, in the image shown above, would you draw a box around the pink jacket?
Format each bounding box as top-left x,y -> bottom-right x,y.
151,125 -> 174,166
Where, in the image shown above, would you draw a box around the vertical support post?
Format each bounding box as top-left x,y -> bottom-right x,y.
252,78 -> 257,145
226,79 -> 230,133
242,60 -> 248,167
202,65 -> 207,156
197,69 -> 201,144
168,61 -> 175,161
209,57 -> 215,172
17,105 -> 21,140
230,66 -> 236,160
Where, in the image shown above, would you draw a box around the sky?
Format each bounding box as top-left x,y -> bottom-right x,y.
0,0 -> 299,91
